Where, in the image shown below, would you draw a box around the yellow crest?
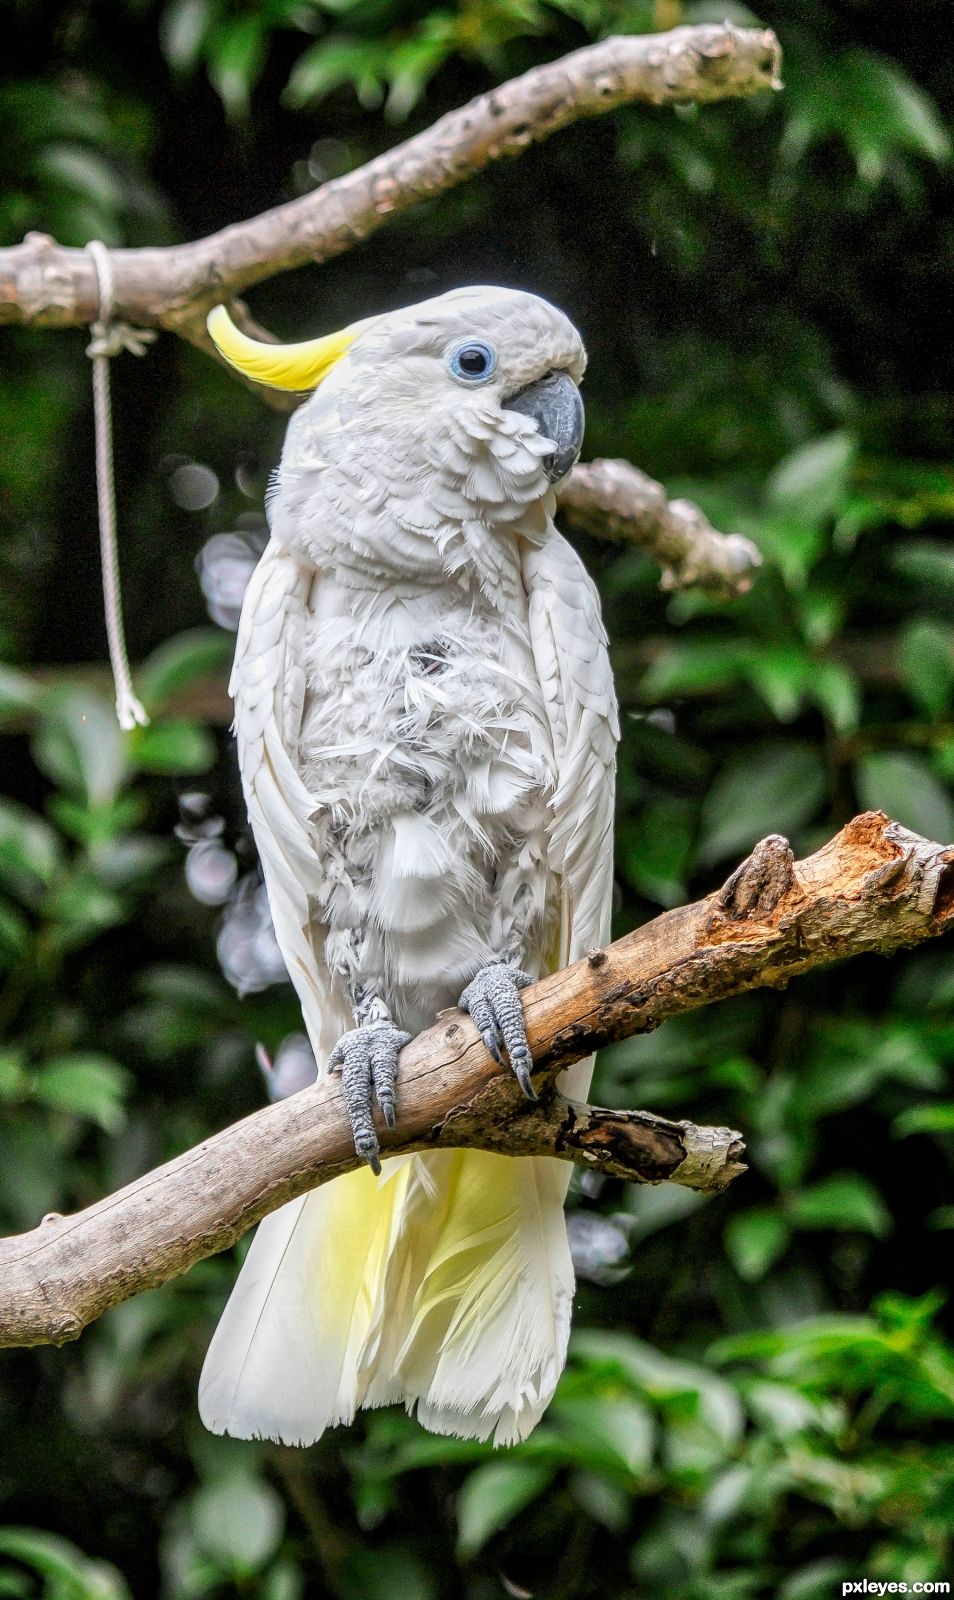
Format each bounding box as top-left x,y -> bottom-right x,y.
206,305 -> 365,392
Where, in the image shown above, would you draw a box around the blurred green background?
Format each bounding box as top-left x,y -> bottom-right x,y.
2,1 -> 954,1596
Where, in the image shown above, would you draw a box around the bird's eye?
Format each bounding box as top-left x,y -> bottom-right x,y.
448,341 -> 497,383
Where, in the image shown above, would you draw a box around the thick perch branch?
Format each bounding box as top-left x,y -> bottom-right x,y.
561,458 -> 762,596
0,812 -> 950,1350
0,24 -> 780,334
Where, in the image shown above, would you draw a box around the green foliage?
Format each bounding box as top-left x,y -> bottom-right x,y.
0,1529 -> 130,1600
2,0 -> 954,1597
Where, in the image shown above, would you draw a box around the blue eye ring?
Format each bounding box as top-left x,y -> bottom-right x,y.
448,340 -> 497,384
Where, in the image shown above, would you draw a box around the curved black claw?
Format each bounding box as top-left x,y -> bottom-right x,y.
459,963 -> 536,1099
329,1022 -> 411,1174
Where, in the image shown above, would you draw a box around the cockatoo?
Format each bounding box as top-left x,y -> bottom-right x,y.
198,286 -> 618,1447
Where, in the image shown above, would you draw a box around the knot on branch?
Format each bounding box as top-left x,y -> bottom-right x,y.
715,835 -> 797,921
932,855 -> 954,923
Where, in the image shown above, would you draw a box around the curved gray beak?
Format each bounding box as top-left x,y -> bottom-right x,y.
504,371 -> 584,484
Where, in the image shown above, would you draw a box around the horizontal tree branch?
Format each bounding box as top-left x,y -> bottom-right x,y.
0,24 -> 780,335
0,811 -> 950,1350
0,28 -> 775,583
560,458 -> 762,596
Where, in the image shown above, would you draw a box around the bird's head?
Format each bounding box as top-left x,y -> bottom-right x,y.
207,286 -> 587,490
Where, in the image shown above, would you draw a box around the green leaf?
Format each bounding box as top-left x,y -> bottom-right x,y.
934,737 -> 954,785
778,1560 -> 852,1600
0,1528 -> 131,1599
0,1121 -> 67,1228
754,513 -> 827,590
619,798 -> 694,907
455,1461 -> 553,1558
740,646 -> 808,722
339,1546 -> 436,1600
855,751 -> 954,842
746,1382 -> 839,1440
787,1172 -> 891,1237
0,1050 -> 28,1101
34,1054 -> 131,1131
46,872 -> 127,946
192,1480 -> 285,1576
0,889 -> 30,963
207,14 -> 267,118
0,799 -> 61,897
724,1208 -> 790,1281
807,660 -> 861,734
800,1019 -> 943,1115
766,432 -> 857,531
551,1393 -> 655,1477
783,50 -> 950,180
48,794 -> 143,848
130,719 -> 216,776
898,619 -> 954,718
32,688 -> 129,806
89,834 -> 171,887
160,0 -> 213,73
858,54 -> 950,161
892,540 -> 954,598
697,744 -> 826,866
137,627 -> 233,712
385,32 -> 454,120
0,663 -> 38,717
640,640 -> 748,702
569,1470 -> 630,1531
893,1102 -> 954,1138
285,38 -> 385,110
835,51 -> 950,167
37,143 -> 127,210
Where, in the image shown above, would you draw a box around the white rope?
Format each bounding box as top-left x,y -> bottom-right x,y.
85,240 -> 156,731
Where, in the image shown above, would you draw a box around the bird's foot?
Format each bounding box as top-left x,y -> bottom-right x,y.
329,1022 -> 412,1174
459,962 -> 535,1099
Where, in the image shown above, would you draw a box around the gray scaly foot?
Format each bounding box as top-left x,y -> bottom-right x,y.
329,1022 -> 411,1174
459,963 -> 535,1099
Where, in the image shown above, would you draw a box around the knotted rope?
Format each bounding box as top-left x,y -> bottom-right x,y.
85,240 -> 156,730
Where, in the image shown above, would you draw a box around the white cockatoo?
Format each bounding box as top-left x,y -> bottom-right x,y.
198,286 -> 618,1447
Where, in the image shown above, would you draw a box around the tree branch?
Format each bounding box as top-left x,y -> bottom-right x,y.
0,24 -> 780,335
560,458 -> 762,596
1,811 -> 950,1350
0,27 -> 775,584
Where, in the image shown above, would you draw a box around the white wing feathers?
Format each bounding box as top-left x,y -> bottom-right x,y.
200,540 -> 362,1442
524,529 -> 619,962
227,541 -> 344,1066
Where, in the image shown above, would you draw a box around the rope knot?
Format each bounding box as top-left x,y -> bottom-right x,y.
86,320 -> 158,361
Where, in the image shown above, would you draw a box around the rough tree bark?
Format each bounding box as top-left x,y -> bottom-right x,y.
561,459 -> 762,596
0,25 -> 780,335
0,24 -> 777,586
0,812 -> 950,1350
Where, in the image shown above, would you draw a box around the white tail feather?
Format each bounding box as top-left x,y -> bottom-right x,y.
198,1144 -> 578,1446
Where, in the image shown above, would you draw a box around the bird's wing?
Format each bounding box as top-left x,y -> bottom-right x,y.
229,539 -> 344,1067
523,528 -> 619,969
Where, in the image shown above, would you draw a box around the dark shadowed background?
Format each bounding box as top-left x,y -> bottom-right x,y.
1,2 -> 953,1596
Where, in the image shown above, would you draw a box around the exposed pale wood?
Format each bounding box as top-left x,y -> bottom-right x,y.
0,811 -> 949,1350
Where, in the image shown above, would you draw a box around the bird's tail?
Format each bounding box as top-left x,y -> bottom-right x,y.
198,1138 -> 579,1446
